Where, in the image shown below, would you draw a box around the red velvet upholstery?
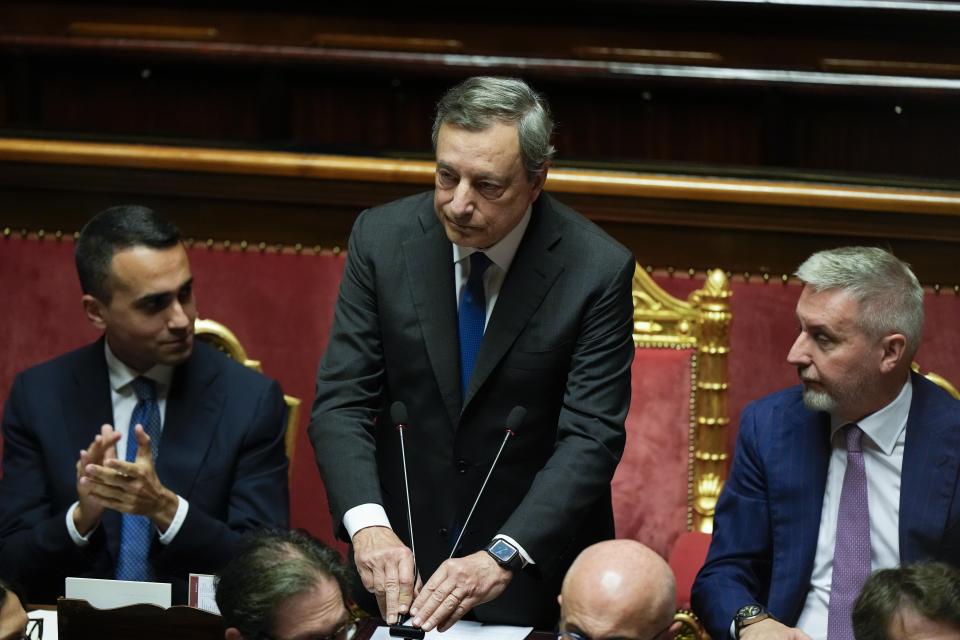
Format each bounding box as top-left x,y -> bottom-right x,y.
668,531 -> 712,609
654,274 -> 960,451
0,235 -> 347,552
612,348 -> 693,559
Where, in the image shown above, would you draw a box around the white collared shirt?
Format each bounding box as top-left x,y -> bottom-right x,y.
343,206 -> 535,565
795,376 -> 913,639
65,342 -> 189,547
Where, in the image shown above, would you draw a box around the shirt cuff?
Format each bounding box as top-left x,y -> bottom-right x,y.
65,502 -> 96,546
730,620 -> 737,639
494,533 -> 534,566
157,496 -> 189,545
343,503 -> 392,540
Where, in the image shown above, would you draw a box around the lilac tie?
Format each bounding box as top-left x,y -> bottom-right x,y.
827,425 -> 871,640
458,252 -> 492,400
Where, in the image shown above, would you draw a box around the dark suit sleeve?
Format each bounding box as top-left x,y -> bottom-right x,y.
0,373 -> 109,594
309,209 -> 386,539
499,252 -> 634,575
152,377 -> 289,573
691,402 -> 773,640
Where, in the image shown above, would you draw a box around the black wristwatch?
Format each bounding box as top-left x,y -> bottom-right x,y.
734,604 -> 773,639
484,538 -> 525,572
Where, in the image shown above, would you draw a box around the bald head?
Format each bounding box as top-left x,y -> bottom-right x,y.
560,540 -> 676,640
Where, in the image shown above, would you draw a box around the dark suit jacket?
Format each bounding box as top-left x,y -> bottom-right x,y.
691,373 -> 960,639
0,339 -> 289,604
309,191 -> 635,627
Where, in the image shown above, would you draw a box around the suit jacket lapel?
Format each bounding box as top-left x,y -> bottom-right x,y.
463,196 -> 563,409
156,343 -> 223,498
66,339 -> 123,561
773,398 -> 830,617
899,372 -> 960,562
403,206 -> 461,427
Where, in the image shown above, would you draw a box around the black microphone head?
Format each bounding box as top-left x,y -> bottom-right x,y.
391,401 -> 409,426
505,406 -> 526,433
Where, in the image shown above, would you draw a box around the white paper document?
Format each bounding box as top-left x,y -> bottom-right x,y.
28,609 -> 58,640
64,576 -> 172,609
370,620 -> 533,640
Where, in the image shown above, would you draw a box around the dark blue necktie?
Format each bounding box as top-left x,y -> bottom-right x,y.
458,252 -> 492,400
115,377 -> 162,582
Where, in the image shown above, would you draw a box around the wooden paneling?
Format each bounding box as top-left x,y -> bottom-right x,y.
2,2 -> 960,184
1,138 -> 958,286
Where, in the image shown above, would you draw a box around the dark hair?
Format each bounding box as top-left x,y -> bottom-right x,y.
216,530 -> 352,640
75,205 -> 181,303
853,563 -> 960,640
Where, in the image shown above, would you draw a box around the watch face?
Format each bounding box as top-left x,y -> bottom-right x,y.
739,605 -> 762,619
488,539 -> 517,562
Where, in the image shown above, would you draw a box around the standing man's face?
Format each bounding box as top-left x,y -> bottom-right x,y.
83,244 -> 197,373
433,121 -> 546,249
786,285 -> 883,422
0,590 -> 27,640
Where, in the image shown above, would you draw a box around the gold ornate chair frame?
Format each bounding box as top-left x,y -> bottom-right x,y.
632,265 -> 731,534
194,318 -> 301,471
632,266 -> 732,640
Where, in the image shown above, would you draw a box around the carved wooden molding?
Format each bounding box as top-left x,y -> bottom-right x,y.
1,137 -> 958,216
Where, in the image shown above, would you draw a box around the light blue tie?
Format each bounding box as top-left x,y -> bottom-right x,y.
115,377 -> 161,582
458,252 -> 492,401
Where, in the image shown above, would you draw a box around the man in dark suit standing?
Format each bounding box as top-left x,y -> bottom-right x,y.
0,206 -> 289,604
310,77 -> 635,630
692,247 -> 960,640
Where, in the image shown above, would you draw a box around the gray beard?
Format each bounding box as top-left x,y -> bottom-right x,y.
802,387 -> 837,413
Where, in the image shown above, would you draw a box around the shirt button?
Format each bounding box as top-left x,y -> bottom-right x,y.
438,527 -> 449,538
457,459 -> 469,474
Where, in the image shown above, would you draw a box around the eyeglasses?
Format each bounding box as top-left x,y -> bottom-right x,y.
263,609 -> 361,640
16,617 -> 43,640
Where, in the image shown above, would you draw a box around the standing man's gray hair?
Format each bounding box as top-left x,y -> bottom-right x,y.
795,246 -> 924,356
432,76 -> 556,178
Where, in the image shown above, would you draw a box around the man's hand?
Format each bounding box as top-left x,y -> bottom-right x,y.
74,424 -> 121,535
410,550 -> 513,632
353,526 -> 418,624
739,619 -> 812,640
84,425 -> 179,531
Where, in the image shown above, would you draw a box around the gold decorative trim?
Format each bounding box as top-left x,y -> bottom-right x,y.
674,608 -> 708,640
633,266 -> 732,533
313,33 -> 463,53
1,137 -> 959,215
195,318 -> 301,467
67,22 -> 219,41
912,362 -> 960,400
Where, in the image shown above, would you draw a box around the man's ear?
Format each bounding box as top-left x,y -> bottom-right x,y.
557,593 -> 562,607
529,166 -> 549,202
82,294 -> 108,331
879,333 -> 908,373
225,627 -> 244,640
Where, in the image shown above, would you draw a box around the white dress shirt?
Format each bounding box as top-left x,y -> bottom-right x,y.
66,342 -> 190,546
795,376 -> 912,639
343,207 -> 535,565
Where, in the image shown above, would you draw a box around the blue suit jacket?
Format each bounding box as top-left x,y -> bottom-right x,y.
0,339 -> 289,604
692,373 -> 960,639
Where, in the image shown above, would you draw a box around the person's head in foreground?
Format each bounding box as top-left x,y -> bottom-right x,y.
0,579 -> 28,640
216,530 -> 355,640
789,246 -> 923,425
853,563 -> 960,640
559,540 -> 677,640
